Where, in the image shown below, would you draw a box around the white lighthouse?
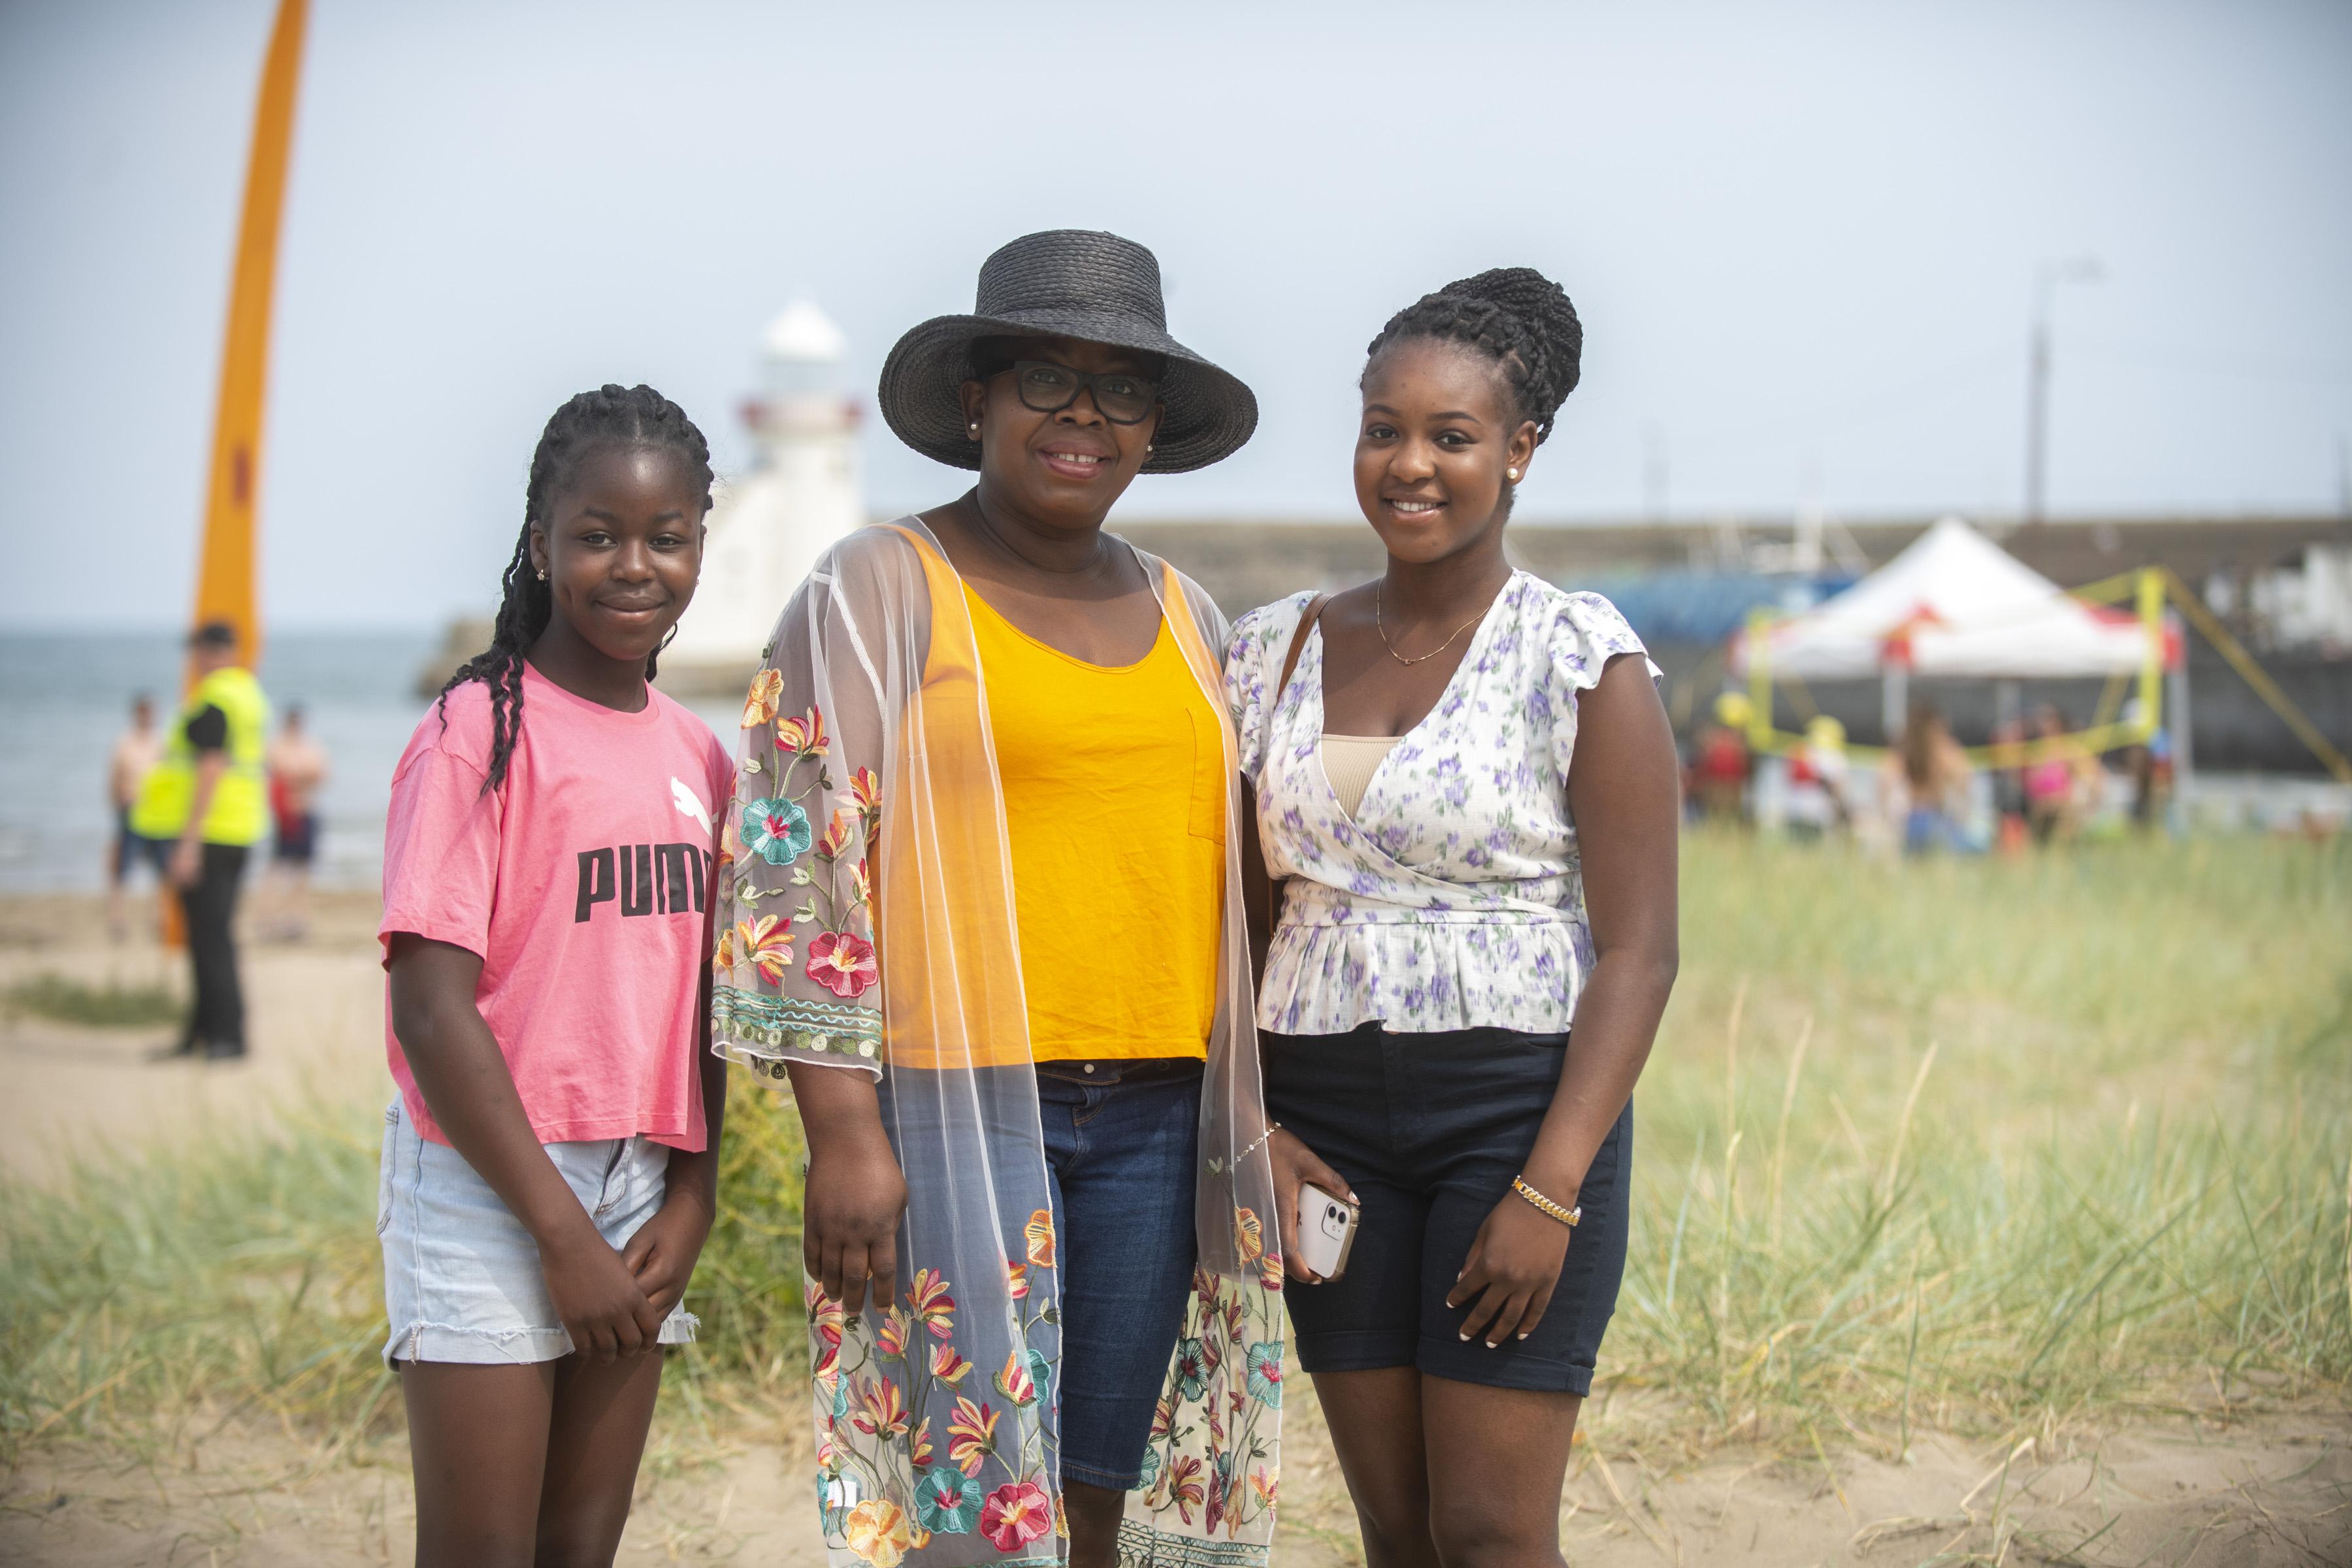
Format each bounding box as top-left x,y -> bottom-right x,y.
662,300 -> 866,694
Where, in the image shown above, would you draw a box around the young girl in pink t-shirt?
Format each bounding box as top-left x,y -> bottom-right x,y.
377,384 -> 732,1563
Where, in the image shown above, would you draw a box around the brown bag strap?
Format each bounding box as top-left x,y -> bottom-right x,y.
1275,593 -> 1330,708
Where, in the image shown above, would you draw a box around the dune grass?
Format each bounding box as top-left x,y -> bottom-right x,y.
2,834 -> 2345,1469
4,971 -> 182,1029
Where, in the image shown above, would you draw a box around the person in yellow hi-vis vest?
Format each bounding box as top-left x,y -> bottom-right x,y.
132,621 -> 271,1061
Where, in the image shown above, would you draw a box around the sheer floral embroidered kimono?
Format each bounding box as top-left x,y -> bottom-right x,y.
711,517 -> 1284,1568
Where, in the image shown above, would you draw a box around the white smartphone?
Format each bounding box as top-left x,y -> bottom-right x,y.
1296,1183 -> 1360,1281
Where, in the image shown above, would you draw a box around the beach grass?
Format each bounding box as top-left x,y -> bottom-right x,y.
2,833 -> 2345,1469
4,971 -> 182,1030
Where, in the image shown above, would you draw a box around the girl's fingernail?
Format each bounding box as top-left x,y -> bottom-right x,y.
1518,1331 -> 1531,1340
1458,1331 -> 1472,1342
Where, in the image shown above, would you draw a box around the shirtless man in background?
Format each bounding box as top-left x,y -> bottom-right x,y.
261,704 -> 328,939
106,693 -> 161,938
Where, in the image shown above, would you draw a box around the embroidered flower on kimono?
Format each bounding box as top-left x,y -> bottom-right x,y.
1149,1392 -> 1177,1439
777,706 -> 828,755
907,1269 -> 955,1337
947,1396 -> 998,1477
741,669 -> 783,730
1260,1251 -> 1286,1292
850,857 -> 874,911
710,927 -> 735,974
806,1284 -> 845,1377
1163,1454 -> 1207,1523
1024,1208 -> 1056,1268
817,808 -> 860,860
851,1376 -> 911,1440
1245,1341 -> 1284,1407
928,1343 -> 972,1384
842,1497 -> 911,1568
851,764 -> 882,815
909,1417 -> 934,1470
742,796 -> 812,866
978,1480 -> 1054,1552
1233,1206 -> 1264,1265
1004,1260 -> 1028,1299
807,930 -> 879,998
735,914 -> 794,984
875,1305 -> 913,1358
1171,1337 -> 1209,1401
912,1468 -> 983,1535
994,1348 -> 1037,1407
1251,1465 -> 1279,1507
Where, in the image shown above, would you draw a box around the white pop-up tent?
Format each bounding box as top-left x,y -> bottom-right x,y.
1737,515 -> 2153,681
1731,515 -> 2168,745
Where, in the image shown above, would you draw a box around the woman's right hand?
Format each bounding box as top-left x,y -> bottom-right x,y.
803,1130 -> 908,1316
1269,1128 -> 1356,1284
538,1223 -> 664,1364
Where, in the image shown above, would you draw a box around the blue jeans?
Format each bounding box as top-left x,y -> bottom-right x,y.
1034,1060 -> 1201,1491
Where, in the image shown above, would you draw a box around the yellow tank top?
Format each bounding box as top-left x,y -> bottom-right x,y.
966,583 -> 1224,1062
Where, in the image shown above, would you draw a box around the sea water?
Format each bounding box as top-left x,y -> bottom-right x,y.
0,632 -> 740,893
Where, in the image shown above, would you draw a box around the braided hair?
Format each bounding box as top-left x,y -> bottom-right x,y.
439,383 -> 715,793
1363,267 -> 1583,448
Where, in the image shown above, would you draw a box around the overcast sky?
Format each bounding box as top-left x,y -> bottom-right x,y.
3,0 -> 2348,630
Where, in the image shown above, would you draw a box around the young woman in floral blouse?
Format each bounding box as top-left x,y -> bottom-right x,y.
710,231 -> 1341,1568
1230,269 -> 1682,1565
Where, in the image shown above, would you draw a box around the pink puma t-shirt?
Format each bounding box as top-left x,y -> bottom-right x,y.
379,664 -> 734,1151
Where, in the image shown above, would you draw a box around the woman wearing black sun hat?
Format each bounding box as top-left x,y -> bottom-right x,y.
708,231 -> 1335,1565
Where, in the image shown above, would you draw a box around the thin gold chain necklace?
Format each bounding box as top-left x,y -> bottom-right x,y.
1375,581 -> 1494,666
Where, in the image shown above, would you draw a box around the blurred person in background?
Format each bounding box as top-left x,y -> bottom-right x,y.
1230,267 -> 1677,1568
2024,704 -> 2076,844
2119,700 -> 2174,832
1784,714 -> 1851,842
1685,690 -> 1753,825
131,622 -> 269,1061
261,702 -> 329,939
105,691 -> 162,938
1882,701 -> 1971,855
1989,715 -> 2031,855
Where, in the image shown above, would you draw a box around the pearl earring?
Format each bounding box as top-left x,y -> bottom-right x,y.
536,568 -> 547,581
1506,467 -> 1520,481
968,423 -> 980,436
1146,443 -> 1155,455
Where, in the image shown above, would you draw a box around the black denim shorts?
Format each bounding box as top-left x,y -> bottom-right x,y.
1262,1022 -> 1631,1396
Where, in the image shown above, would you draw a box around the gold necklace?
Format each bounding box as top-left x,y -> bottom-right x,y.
1375,581 -> 1492,666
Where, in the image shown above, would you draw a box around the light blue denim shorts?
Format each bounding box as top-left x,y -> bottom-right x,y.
378,1096 -> 698,1367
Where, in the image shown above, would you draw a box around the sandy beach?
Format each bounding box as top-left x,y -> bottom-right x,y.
3,889 -> 2345,1565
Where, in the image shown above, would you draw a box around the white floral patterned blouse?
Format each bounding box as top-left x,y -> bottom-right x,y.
1225,572 -> 1657,1038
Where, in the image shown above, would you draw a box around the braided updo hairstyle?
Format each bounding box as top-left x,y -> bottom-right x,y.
1363,267 -> 1583,448
439,383 -> 715,793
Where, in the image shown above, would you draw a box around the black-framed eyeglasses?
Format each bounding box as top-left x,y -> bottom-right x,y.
1002,360 -> 1159,425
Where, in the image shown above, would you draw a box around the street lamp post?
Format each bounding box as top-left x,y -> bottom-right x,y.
2023,256 -> 2102,529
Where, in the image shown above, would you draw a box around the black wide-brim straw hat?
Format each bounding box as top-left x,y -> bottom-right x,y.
877,229 -> 1258,475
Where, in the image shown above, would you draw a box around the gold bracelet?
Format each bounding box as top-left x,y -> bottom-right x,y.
1512,1175 -> 1581,1228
